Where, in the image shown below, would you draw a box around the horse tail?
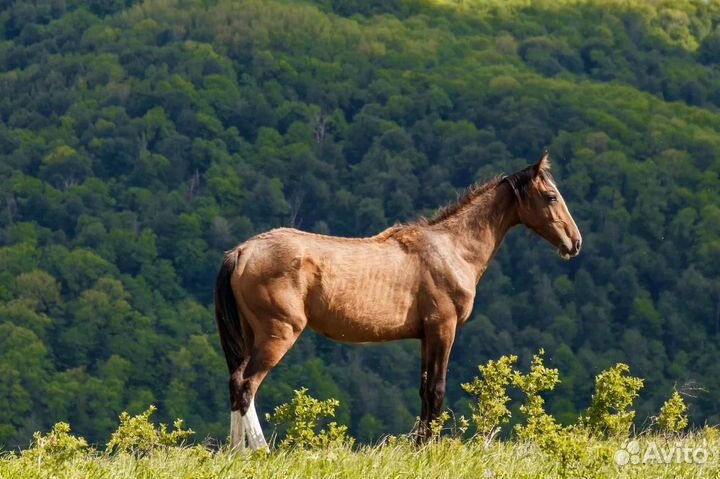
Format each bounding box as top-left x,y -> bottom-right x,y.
214,247 -> 244,374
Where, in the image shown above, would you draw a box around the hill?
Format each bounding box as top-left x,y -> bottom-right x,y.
1,0 -> 719,447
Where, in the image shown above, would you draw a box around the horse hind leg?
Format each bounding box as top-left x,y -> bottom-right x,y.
243,397 -> 265,450
230,318 -> 303,451
230,408 -> 245,452
229,388 -> 262,452
229,357 -> 250,452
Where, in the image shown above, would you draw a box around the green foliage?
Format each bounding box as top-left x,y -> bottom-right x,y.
658,391 -> 688,434
0,369 -> 714,478
511,350 -> 562,442
106,406 -> 193,455
510,351 -> 593,476
20,422 -> 91,466
429,410 -> 450,437
266,388 -> 353,449
580,364 -> 644,437
461,354 -> 517,438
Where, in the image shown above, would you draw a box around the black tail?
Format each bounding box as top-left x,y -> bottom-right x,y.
214,249 -> 244,373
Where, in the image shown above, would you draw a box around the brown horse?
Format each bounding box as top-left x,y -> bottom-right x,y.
214,152 -> 582,450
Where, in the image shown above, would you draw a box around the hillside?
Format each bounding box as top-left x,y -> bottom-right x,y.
1,0 -> 719,447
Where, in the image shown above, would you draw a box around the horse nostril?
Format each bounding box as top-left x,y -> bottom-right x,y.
574,239 -> 582,253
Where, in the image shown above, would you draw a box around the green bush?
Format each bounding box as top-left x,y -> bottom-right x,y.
511,351 -> 563,447
266,388 -> 353,449
511,350 -> 590,477
579,363 -> 644,437
429,410 -> 451,438
658,390 -> 688,434
461,354 -> 517,439
512,350 -> 561,441
106,405 -> 193,455
21,422 -> 91,466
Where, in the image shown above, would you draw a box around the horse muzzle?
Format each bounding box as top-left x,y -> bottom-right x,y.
558,237 -> 582,260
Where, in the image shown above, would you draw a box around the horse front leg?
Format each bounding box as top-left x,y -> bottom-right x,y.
418,321 -> 456,444
417,338 -> 431,444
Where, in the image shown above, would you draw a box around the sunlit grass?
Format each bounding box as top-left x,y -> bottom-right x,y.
2,434 -> 718,479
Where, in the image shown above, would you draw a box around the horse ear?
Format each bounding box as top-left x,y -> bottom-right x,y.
534,149 -> 551,176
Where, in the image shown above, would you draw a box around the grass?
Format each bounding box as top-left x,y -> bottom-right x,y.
1,434 -> 718,479
0,366 -> 710,478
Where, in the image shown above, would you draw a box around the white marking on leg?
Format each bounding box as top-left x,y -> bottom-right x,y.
243,398 -> 268,451
231,410 -> 245,453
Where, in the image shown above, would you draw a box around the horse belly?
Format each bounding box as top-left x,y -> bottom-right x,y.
307,272 -> 420,343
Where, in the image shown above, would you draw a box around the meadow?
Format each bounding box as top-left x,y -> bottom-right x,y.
1,433 -> 718,479
1,354 -> 715,479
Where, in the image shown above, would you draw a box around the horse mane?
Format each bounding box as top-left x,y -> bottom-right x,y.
426,176 -> 504,225
383,175 -> 506,247
425,162 -> 552,226
355,159 -> 554,242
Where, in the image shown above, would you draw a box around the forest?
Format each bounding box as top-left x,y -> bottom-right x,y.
0,0 -> 719,448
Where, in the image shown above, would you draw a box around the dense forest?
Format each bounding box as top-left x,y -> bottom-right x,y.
1,0 -> 720,447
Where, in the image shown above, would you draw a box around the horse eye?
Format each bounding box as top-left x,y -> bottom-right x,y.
546,195 -> 557,203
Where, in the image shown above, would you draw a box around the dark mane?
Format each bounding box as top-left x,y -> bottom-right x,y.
426,164 -> 552,225
503,164 -> 546,200
426,175 -> 504,225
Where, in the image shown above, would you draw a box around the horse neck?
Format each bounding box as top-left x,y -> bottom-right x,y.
435,182 -> 520,282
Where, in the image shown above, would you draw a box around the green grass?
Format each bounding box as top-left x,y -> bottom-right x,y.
2,435 -> 718,479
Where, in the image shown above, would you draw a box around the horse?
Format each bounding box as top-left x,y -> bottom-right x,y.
214,151 -> 582,450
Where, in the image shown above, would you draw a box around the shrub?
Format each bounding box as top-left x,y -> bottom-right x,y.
512,349 -> 562,442
21,422 -> 91,466
106,405 -> 193,455
511,350 -> 591,477
266,388 -> 353,449
429,410 -> 451,437
579,363 -> 644,437
658,390 -> 688,433
461,354 -> 517,439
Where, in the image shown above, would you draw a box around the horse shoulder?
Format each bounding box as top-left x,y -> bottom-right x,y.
410,233 -> 476,324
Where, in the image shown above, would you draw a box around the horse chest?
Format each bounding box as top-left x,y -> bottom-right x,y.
421,253 -> 476,324
454,289 -> 476,325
